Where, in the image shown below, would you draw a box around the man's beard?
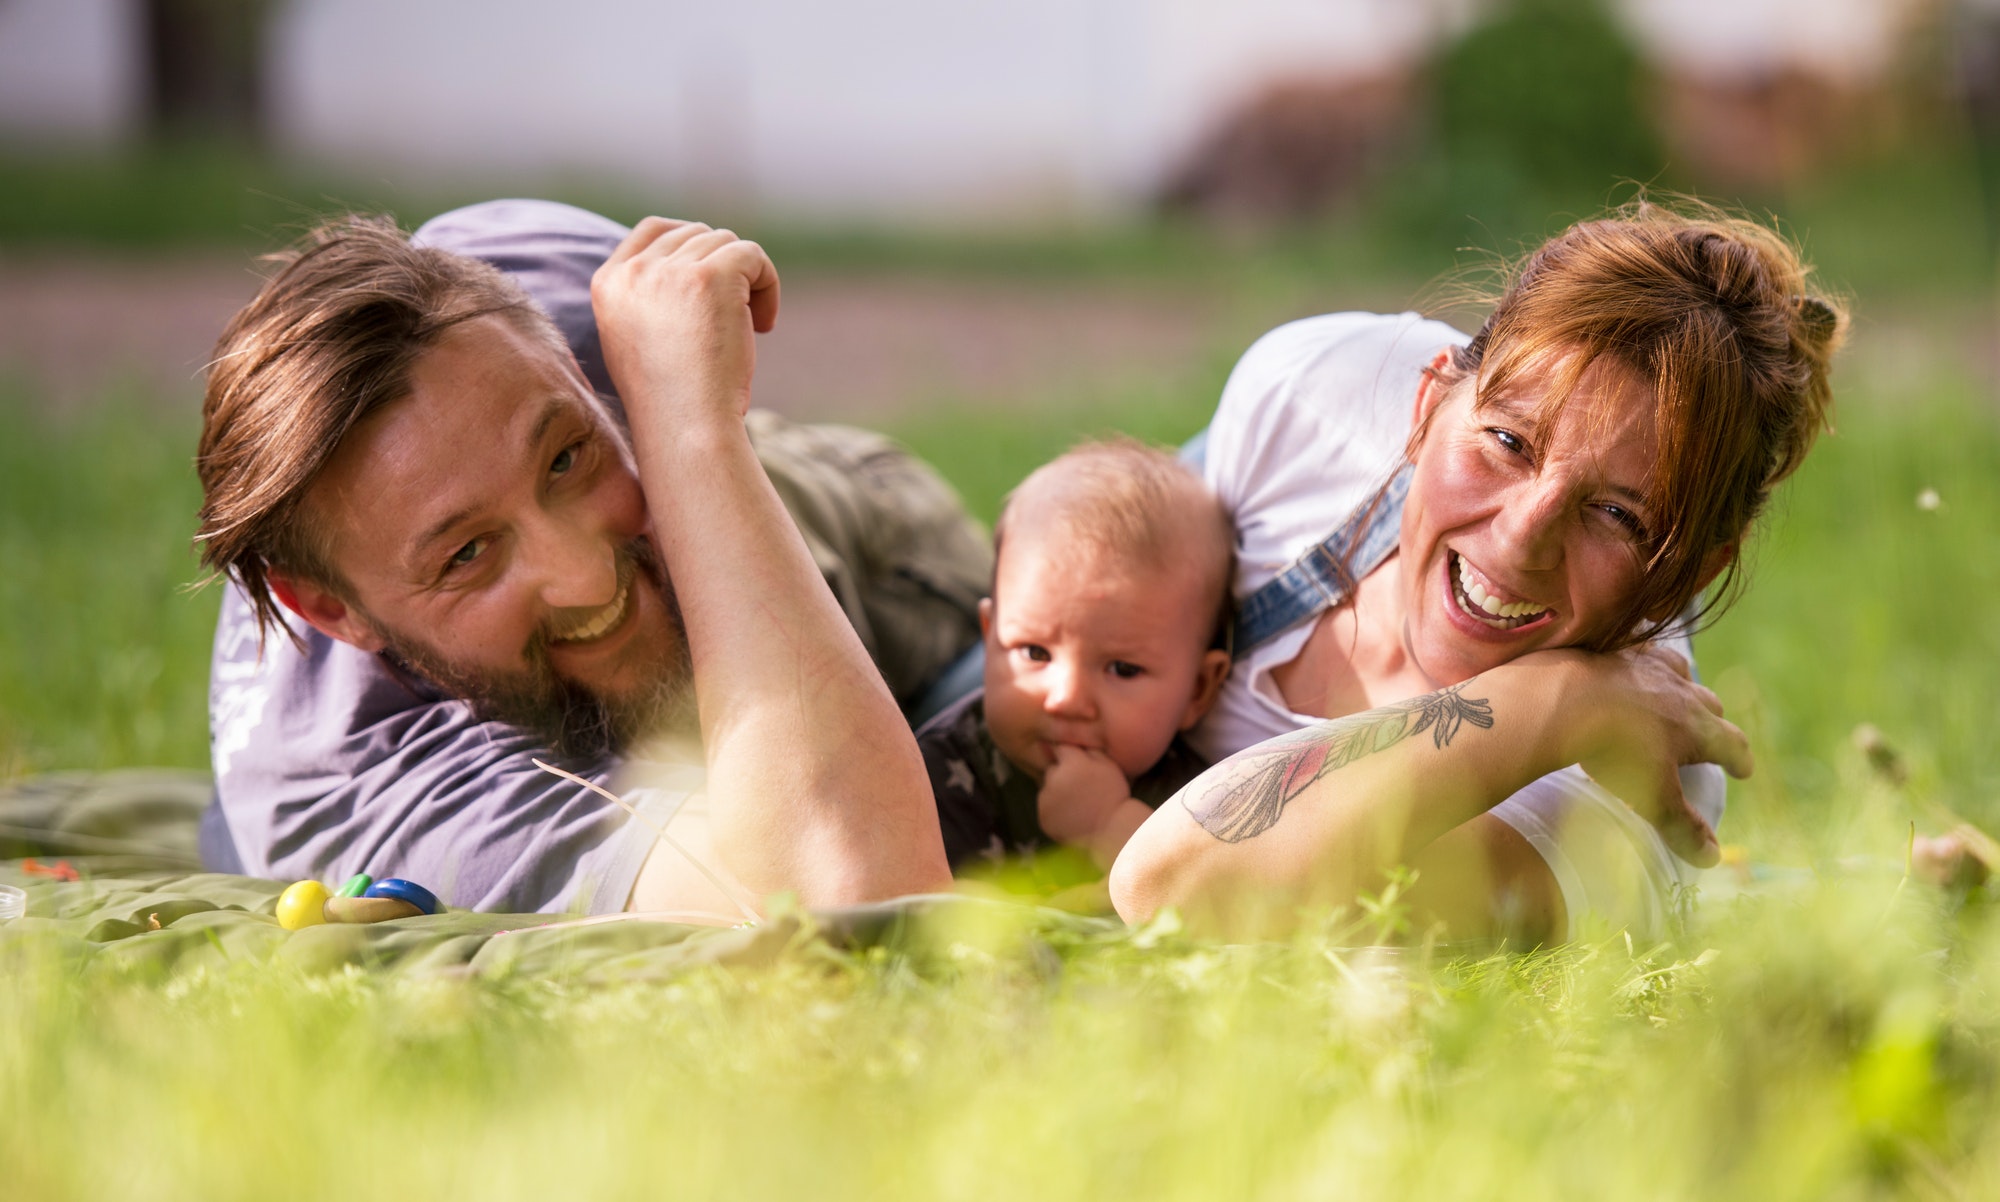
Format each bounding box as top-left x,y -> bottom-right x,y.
374,540 -> 695,759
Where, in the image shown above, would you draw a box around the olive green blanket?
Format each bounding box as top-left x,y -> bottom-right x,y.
0,770 -> 1111,982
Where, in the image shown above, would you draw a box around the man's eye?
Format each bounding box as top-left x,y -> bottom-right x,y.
1018,644 -> 1050,663
1109,661 -> 1143,679
551,442 -> 582,475
447,538 -> 488,570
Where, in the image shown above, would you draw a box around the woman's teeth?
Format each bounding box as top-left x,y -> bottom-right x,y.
552,580 -> 630,644
1453,555 -> 1548,630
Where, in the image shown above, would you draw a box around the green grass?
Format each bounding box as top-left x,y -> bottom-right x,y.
0,388 -> 217,776
5,234 -> 2000,1197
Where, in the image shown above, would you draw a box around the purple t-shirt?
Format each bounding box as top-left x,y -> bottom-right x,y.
203,200 -> 688,913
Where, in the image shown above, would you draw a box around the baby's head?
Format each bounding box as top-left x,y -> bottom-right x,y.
981,438 -> 1234,782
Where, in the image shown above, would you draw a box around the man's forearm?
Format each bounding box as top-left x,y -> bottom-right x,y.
592,220 -> 949,907
637,415 -> 948,904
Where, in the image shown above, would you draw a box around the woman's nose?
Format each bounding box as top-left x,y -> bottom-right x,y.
1492,478 -> 1568,571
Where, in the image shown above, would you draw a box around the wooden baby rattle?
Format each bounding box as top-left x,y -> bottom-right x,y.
276,874 -> 443,930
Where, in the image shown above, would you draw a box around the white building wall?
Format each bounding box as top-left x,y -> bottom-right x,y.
265,0 -> 1447,220
0,0 -> 142,146
0,0 -> 1930,218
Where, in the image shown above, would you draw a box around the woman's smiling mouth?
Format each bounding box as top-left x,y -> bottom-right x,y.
1447,551 -> 1553,632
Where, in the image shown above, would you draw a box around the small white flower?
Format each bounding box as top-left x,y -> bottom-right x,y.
1917,488 -> 1941,511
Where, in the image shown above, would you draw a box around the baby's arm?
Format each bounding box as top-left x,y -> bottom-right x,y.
1038,746 -> 1154,870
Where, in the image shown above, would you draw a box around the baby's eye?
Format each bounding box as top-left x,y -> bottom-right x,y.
1109,661 -> 1144,679
1017,644 -> 1050,663
447,537 -> 488,572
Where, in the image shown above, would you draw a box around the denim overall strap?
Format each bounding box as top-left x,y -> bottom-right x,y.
1232,462 -> 1412,655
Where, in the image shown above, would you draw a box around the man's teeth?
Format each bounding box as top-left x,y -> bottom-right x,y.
1454,555 -> 1548,627
553,581 -> 629,644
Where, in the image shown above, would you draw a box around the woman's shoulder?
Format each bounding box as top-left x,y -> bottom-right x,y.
1230,311 -> 1468,398
1205,312 -> 1466,566
1213,312 -> 1466,456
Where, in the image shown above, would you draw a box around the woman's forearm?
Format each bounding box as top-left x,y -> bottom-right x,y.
1109,660 -> 1583,934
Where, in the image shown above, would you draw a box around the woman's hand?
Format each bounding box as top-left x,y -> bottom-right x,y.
1553,644 -> 1752,867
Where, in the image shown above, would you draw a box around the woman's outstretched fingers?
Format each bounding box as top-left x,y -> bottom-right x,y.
1707,714 -> 1754,780
1656,766 -> 1721,867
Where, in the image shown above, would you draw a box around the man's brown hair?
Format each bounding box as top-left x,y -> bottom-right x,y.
194,214 -> 571,645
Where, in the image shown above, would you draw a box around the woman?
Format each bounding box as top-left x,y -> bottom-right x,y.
1109,201 -> 1845,942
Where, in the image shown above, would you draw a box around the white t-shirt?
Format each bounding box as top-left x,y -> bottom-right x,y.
1190,312 -> 1724,939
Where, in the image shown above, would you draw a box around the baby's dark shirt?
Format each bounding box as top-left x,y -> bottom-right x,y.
915,689 -> 1212,870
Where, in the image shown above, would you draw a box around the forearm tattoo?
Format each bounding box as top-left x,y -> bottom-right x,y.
1183,683 -> 1495,843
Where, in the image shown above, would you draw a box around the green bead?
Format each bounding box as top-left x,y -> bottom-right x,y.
336,873 -> 373,899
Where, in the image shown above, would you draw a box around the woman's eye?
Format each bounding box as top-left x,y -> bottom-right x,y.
447,537 -> 488,571
1109,661 -> 1144,679
1488,428 -> 1527,456
1598,505 -> 1648,540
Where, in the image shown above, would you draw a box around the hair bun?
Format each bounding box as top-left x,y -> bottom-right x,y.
1793,294 -> 1842,347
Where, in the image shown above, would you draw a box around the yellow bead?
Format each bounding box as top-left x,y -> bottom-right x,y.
276,880 -> 332,931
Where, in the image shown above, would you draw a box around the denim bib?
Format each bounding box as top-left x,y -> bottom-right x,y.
1231,462 -> 1412,655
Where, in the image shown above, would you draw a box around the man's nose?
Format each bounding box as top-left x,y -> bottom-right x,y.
1041,660 -> 1096,719
523,513 -> 619,611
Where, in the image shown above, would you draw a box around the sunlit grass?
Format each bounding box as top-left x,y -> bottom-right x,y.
2,877 -> 1997,1200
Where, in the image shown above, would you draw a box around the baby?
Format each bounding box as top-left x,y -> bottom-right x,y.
917,438 -> 1234,871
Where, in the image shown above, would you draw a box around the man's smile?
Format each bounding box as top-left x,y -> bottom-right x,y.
548,574 -> 632,646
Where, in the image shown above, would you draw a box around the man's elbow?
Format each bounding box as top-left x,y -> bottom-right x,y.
714,823 -> 951,911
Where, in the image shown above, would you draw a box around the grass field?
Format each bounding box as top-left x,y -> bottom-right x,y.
5,190 -> 2000,1196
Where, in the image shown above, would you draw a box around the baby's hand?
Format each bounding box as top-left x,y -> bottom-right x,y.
1037,746 -> 1131,844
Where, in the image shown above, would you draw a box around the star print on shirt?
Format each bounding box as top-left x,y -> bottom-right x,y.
945,757 -> 976,795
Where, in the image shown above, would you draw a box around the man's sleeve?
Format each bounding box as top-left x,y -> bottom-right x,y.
202,201 -> 674,912
207,585 -> 683,913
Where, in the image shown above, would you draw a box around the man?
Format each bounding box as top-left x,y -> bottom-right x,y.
197,200 -> 990,915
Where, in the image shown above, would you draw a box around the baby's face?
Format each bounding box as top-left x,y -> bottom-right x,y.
981,534 -> 1227,783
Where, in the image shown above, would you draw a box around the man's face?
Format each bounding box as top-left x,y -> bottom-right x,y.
299,315 -> 691,754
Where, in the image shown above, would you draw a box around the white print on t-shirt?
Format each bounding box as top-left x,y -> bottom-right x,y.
209,612 -> 269,780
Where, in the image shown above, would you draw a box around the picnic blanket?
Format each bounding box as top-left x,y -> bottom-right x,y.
0,770 -> 1116,982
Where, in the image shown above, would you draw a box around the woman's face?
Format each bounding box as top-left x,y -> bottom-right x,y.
1395,350 -> 1663,686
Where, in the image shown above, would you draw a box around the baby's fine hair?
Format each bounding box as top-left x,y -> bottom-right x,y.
993,437 -> 1235,646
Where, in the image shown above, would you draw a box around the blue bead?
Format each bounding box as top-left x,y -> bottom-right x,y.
363,878 -> 441,915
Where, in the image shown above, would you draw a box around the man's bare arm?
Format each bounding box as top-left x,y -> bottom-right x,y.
594,218 -> 948,908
